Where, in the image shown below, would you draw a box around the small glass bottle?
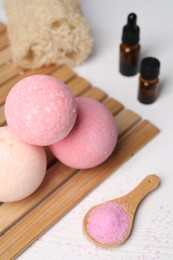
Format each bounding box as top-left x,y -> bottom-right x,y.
119,13 -> 140,76
138,57 -> 160,104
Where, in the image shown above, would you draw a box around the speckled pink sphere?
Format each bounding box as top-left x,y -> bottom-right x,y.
50,97 -> 118,169
0,126 -> 47,202
5,75 -> 77,146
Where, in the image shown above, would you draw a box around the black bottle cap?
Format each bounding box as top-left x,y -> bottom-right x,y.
122,13 -> 140,45
140,57 -> 160,80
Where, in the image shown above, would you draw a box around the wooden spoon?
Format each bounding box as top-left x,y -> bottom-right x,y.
83,174 -> 160,248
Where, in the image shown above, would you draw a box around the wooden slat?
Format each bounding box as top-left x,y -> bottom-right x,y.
0,47 -> 11,66
51,66 -> 76,83
80,87 -> 107,101
116,109 -> 141,137
0,32 -> 9,51
0,23 -> 6,34
0,63 -> 22,86
0,65 -> 57,106
103,98 -> 124,115
67,76 -> 91,96
0,120 -> 159,260
0,105 -> 5,126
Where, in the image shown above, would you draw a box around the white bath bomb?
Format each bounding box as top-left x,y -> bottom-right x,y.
0,126 -> 47,202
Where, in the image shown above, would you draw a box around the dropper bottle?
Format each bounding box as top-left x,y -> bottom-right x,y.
119,13 -> 140,76
138,57 -> 160,104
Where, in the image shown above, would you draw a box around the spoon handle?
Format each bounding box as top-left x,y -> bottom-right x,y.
116,175 -> 160,214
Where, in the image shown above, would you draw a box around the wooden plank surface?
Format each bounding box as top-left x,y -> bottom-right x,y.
0,32 -> 9,51
0,47 -> 11,66
0,23 -> 6,34
0,105 -> 5,126
0,23 -> 160,260
0,63 -> 22,86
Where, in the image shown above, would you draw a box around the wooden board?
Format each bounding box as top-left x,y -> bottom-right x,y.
0,24 -> 160,259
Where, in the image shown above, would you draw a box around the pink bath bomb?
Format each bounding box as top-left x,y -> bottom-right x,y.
0,126 -> 47,202
86,203 -> 130,245
50,97 -> 118,169
5,75 -> 77,145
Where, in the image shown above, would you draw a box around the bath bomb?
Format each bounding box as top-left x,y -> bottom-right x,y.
50,97 -> 118,169
0,126 -> 47,202
5,75 -> 77,146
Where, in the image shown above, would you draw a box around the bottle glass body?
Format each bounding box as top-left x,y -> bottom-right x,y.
119,43 -> 140,76
138,76 -> 159,104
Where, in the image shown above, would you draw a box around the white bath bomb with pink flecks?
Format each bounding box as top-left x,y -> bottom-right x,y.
50,97 -> 118,169
0,126 -> 47,202
5,75 -> 77,146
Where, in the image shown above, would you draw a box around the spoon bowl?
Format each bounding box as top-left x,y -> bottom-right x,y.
83,174 -> 160,248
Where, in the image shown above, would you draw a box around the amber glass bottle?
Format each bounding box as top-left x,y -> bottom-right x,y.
119,13 -> 140,76
138,57 -> 160,104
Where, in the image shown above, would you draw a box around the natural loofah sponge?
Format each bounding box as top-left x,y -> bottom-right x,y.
4,0 -> 93,69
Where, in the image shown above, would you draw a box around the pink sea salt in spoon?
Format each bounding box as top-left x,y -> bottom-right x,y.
83,175 -> 160,248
